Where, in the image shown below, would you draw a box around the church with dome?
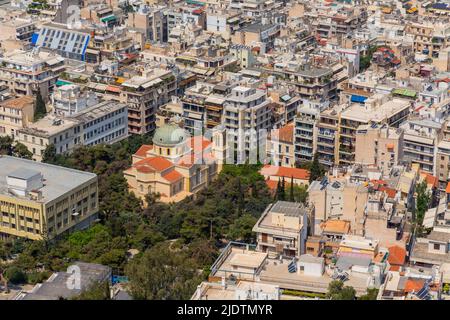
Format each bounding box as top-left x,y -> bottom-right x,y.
123,124 -> 227,203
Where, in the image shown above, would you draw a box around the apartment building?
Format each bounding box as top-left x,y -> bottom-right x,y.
405,22 -> 450,58
410,226 -> 450,269
32,23 -> 91,61
120,69 -> 177,135
355,124 -> 404,175
181,81 -> 214,135
17,116 -> 81,161
52,84 -> 98,116
0,96 -> 34,138
16,101 -> 128,161
0,18 -> 36,48
401,118 -> 443,174
222,86 -> 272,161
310,6 -> 367,39
127,5 -> 168,44
338,94 -> 410,167
253,201 -> 309,258
231,22 -> 281,52
206,9 -> 244,38
0,48 -> 65,97
266,123 -> 295,167
316,107 -> 340,168
0,155 -> 98,240
308,179 -> 368,236
294,101 -> 323,163
71,101 -> 128,147
436,140 -> 450,192
264,63 -> 339,101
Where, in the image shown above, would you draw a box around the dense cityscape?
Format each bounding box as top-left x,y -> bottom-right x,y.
0,0 -> 449,303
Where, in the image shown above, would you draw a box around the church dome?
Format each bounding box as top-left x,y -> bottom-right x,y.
153,124 -> 187,147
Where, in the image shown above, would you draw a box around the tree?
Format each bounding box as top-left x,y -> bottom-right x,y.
326,280 -> 356,300
125,243 -> 204,300
289,176 -> 294,202
72,281 -> 111,300
359,288 -> 378,300
309,152 -> 324,183
42,144 -> 58,164
13,142 -> 33,159
280,177 -> 286,201
34,90 -> 47,121
4,266 -> 27,285
227,214 -> 257,243
415,181 -> 430,226
0,136 -> 14,155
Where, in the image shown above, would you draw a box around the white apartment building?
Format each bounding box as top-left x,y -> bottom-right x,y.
16,101 -> 128,161
223,86 -> 272,162
401,119 -> 443,174
0,48 -> 65,97
52,84 -> 99,116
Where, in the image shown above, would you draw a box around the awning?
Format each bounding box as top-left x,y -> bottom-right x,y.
106,85 -> 121,93
85,48 -> 100,55
47,57 -> 65,65
351,95 -> 368,103
56,80 -> 72,87
392,88 -> 416,98
141,78 -> 162,89
101,15 -> 116,23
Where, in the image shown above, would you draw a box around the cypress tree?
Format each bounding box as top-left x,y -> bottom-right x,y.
290,175 -> 294,202
34,90 -> 47,121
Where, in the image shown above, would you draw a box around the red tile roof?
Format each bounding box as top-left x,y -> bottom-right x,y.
134,157 -> 173,173
260,165 -> 310,181
188,136 -> 211,152
420,171 -> 438,188
388,245 -> 406,266
446,182 -> 450,194
379,186 -> 396,199
162,170 -> 183,183
404,279 -> 425,293
134,145 -> 153,158
270,123 -> 294,144
265,179 -> 278,191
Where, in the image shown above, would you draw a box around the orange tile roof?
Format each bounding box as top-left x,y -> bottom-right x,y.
134,145 -> 153,158
404,279 -> 425,293
446,182 -> 450,194
265,179 -> 278,191
388,245 -> 406,266
188,136 -> 211,152
320,219 -> 351,234
0,95 -> 34,109
420,171 -> 438,188
260,165 -> 310,181
162,170 -> 183,183
379,186 -> 396,199
134,156 -> 173,173
270,123 -> 294,144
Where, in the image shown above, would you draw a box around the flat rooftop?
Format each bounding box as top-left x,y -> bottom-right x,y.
19,115 -> 78,137
0,156 -> 97,203
259,258 -> 368,296
340,98 -> 410,123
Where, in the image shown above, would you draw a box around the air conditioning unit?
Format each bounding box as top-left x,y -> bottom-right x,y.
71,207 -> 80,216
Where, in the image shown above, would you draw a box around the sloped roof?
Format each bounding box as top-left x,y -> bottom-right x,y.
134,145 -> 153,158
134,157 -> 173,173
388,245 -> 406,266
260,165 -> 310,181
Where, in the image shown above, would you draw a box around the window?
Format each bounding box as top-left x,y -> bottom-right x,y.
434,243 -> 441,250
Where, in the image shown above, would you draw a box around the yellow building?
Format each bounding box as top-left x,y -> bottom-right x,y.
0,96 -> 35,138
124,124 -> 225,203
0,156 -> 98,240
